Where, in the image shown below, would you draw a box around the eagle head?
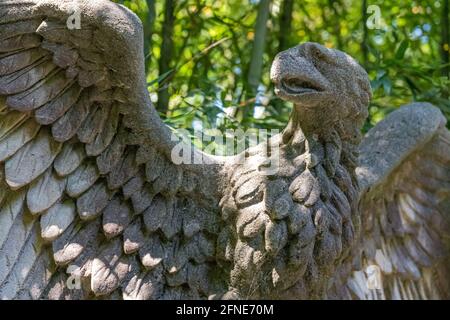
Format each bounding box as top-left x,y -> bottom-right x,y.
271,42 -> 372,138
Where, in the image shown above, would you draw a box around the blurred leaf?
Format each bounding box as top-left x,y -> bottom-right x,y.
148,69 -> 174,87
382,76 -> 392,96
394,40 -> 409,60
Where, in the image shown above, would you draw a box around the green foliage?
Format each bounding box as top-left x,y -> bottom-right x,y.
362,0 -> 450,128
114,0 -> 450,138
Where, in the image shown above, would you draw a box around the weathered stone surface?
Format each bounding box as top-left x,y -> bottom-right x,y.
357,103 -> 446,193
0,0 -> 448,301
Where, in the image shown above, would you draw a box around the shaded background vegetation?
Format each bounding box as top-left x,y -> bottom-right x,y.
114,0 -> 450,141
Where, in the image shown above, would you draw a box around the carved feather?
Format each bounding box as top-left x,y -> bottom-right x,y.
122,172 -> 145,199
41,40 -> 79,69
85,104 -> 120,156
0,224 -> 46,299
6,70 -> 71,112
0,118 -> 40,162
53,142 -> 86,177
102,196 -> 132,238
76,181 -> 114,220
143,195 -> 167,233
91,238 -> 129,296
96,132 -> 126,175
0,19 -> 41,42
128,184 -> 153,215
36,20 -> 93,49
0,48 -> 48,76
40,200 -> 76,242
5,127 -> 61,189
123,218 -> 145,254
0,110 -> 28,141
66,161 -> 99,198
107,148 -> 139,189
122,267 -> 164,300
52,219 -> 100,266
0,207 -> 37,285
77,104 -> 109,144
26,168 -> 66,214
139,235 -> 164,270
0,59 -> 56,95
0,190 -> 26,250
35,83 -> 82,125
51,91 -> 91,142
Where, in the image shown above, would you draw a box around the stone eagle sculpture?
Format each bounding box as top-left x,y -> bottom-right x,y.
0,0 -> 449,300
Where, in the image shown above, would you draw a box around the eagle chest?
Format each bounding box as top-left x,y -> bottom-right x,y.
218,150 -> 358,298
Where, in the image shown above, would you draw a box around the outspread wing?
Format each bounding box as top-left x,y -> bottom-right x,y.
0,0 -> 222,300
344,103 -> 450,299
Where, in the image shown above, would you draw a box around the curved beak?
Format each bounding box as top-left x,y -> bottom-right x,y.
270,47 -> 330,104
